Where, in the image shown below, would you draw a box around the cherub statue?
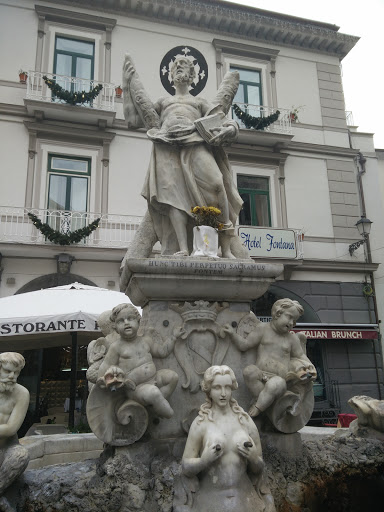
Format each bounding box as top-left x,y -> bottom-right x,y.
174,365 -> 275,512
86,304 -> 179,445
0,352 -> 30,512
224,299 -> 317,433
120,51 -> 247,265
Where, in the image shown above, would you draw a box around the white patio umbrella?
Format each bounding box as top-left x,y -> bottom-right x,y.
0,282 -> 140,345
0,282 -> 139,427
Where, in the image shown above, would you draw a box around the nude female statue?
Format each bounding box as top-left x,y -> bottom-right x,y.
174,365 -> 275,512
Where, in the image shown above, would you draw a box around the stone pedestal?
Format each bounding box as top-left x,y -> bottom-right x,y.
124,256 -> 284,439
125,257 -> 283,306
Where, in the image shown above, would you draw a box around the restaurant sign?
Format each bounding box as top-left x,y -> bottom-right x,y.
238,226 -> 298,259
0,313 -> 101,337
293,328 -> 378,341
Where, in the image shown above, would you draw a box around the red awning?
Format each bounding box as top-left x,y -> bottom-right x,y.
293,328 -> 378,340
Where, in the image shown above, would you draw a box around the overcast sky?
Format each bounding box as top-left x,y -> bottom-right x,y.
222,0 -> 384,149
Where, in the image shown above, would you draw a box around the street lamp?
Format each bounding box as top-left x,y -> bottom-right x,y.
349,216 -> 373,256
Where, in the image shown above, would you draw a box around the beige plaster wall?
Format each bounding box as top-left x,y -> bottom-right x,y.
108,132 -> 151,216
0,3 -> 37,81
0,119 -> 29,206
284,155 -> 334,237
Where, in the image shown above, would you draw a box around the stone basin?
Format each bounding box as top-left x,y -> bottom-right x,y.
125,257 -> 284,306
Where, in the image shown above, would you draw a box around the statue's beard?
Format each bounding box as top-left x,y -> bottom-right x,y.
0,380 -> 15,392
173,71 -> 191,85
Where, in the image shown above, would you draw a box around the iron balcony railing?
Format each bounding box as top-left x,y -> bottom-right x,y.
232,103 -> 293,135
26,71 -> 116,111
0,207 -> 142,249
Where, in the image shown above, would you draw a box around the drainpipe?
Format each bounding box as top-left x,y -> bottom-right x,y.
354,149 -> 382,398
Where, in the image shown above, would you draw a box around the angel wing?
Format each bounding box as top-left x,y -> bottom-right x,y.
210,70 -> 240,115
296,332 -> 308,355
236,311 -> 260,339
122,53 -> 160,130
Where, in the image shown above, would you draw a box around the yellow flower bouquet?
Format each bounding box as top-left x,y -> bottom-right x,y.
191,206 -> 223,230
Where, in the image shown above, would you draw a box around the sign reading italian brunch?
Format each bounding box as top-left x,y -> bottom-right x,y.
238,226 -> 298,258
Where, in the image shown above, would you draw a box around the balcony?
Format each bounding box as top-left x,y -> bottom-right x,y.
232,103 -> 294,148
24,71 -> 116,127
0,207 -> 142,250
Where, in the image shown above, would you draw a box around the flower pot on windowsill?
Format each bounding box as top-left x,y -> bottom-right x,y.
191,225 -> 219,258
115,86 -> 123,98
19,72 -> 28,84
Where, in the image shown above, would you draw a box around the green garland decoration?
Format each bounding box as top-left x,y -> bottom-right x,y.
42,76 -> 103,105
28,212 -> 100,246
233,104 -> 280,130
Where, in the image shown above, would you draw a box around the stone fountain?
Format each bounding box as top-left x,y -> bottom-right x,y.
3,50 -> 384,512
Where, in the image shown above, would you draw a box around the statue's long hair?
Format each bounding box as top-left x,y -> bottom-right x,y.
0,352 -> 25,370
197,365 -> 248,425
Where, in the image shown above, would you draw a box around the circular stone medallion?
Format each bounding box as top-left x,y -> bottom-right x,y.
159,45 -> 208,96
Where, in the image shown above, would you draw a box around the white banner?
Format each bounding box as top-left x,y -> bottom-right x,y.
238,226 -> 298,258
0,313 -> 101,337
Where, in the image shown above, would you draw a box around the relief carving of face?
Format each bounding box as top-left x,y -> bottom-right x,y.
0,362 -> 21,392
273,306 -> 300,334
209,374 -> 233,408
171,59 -> 194,85
114,310 -> 140,340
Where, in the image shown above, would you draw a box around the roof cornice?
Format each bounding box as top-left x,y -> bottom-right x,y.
41,0 -> 359,60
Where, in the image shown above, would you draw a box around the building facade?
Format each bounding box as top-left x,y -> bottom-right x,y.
0,0 -> 383,424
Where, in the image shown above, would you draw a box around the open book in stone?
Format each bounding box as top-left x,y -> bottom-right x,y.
194,112 -> 226,143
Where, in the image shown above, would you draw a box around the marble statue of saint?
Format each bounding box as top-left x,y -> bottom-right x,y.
121,53 -> 245,259
224,299 -> 317,433
174,365 -> 275,512
0,352 -> 30,512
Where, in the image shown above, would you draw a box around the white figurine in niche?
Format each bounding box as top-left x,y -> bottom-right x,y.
174,365 -> 275,512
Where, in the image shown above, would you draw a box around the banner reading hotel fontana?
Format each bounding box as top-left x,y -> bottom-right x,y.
293,328 -> 378,341
0,312 -> 101,337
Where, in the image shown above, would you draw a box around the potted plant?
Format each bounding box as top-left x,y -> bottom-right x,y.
190,206 -> 223,257
289,105 -> 305,123
115,85 -> 123,98
19,69 -> 28,83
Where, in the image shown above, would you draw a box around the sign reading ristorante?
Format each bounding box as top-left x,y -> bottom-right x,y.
0,313 -> 101,336
238,226 -> 298,258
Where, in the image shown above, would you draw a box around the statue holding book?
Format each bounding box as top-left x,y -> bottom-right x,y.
122,52 -> 247,260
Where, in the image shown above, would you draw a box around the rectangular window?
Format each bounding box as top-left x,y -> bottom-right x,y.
47,154 -> 91,232
237,175 -> 271,227
231,66 -> 263,126
53,36 -> 95,101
